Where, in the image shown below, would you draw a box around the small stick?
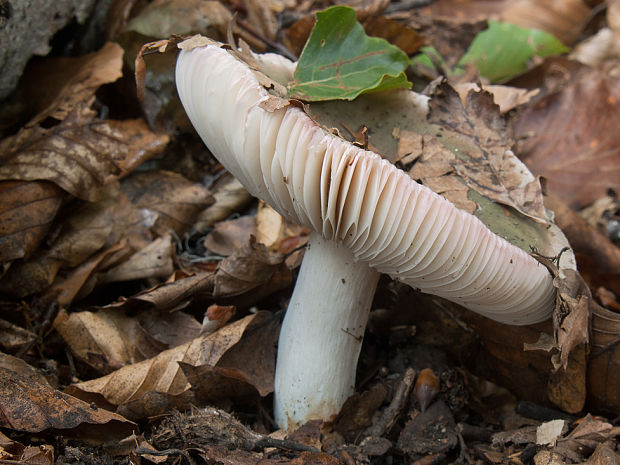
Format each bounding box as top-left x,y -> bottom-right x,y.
363,367 -> 416,438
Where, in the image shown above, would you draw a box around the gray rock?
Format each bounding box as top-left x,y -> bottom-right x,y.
0,0 -> 98,99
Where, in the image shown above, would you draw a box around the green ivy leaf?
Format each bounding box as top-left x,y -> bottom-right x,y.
458,21 -> 569,82
288,6 -> 412,101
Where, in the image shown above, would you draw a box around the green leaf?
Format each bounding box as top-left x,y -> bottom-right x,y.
288,6 -> 412,101
458,21 -> 569,83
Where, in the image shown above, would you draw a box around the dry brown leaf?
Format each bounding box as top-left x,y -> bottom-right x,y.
425,81 -> 549,223
204,216 -> 257,257
42,242 -> 126,307
214,236 -> 291,297
55,309 -> 166,374
554,415 -> 620,462
103,271 -> 215,313
588,305 -> 620,413
65,314 -> 257,412
0,319 -> 37,354
0,180 -> 63,263
99,234 -> 174,284
193,175 -> 253,232
0,104 -> 169,202
55,307 -> 201,375
121,170 -> 213,236
0,353 -> 133,435
454,83 -> 539,114
500,0 -> 590,45
513,68 -> 620,208
0,184 -> 142,298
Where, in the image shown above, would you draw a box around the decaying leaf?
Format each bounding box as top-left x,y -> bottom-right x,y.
0,105 -> 169,202
0,353 -> 133,437
65,314 -> 257,417
0,181 -> 64,264
513,67 -> 620,208
121,170 -> 214,236
204,215 -> 257,257
213,236 -> 291,297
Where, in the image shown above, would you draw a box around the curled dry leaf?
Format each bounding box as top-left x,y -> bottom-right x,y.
424,82 -> 549,224
0,184 -> 144,298
65,314 -> 257,416
513,67 -> 620,208
204,215 -> 257,257
192,174 -> 253,232
55,308 -> 200,374
213,236 -> 292,297
99,234 -> 174,284
0,104 -> 169,202
0,353 -> 133,436
0,180 -> 63,263
121,170 -> 214,236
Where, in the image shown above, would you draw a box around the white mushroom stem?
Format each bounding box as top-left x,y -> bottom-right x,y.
274,232 -> 380,430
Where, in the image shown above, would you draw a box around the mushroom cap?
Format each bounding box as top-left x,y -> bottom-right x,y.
176,43 -> 556,325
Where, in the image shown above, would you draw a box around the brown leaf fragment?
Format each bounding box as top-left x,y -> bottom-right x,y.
204,215 -> 257,257
0,353 -> 133,435
0,318 -> 37,353
0,180 -> 63,263
43,243 -> 125,307
0,184 -> 137,298
202,304 -> 236,335
454,83 -> 539,114
588,304 -> 620,412
103,271 -> 215,313
65,314 -> 256,413
99,234 -> 174,284
500,0 -> 590,45
25,42 -> 124,127
215,311 -> 280,396
0,105 -> 169,202
121,170 -> 213,236
513,68 -> 620,208
193,174 -> 253,231
397,401 -> 458,456
426,81 -> 549,224
214,236 -> 289,297
555,415 -> 620,461
55,308 -> 169,374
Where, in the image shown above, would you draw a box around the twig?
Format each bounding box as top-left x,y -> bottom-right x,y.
363,367 -> 416,438
235,18 -> 297,61
135,448 -> 196,465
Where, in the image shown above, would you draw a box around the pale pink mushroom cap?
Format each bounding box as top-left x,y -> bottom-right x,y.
176,44 -> 555,325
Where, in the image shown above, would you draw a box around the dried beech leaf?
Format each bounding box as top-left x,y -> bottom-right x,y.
0,184 -> 141,298
193,174 -> 253,232
26,42 -> 124,126
426,82 -> 549,224
99,235 -> 174,284
588,305 -> 620,412
0,105 -> 169,202
214,237 -> 289,297
65,314 -> 257,411
121,170 -> 213,236
55,309 -> 167,374
0,180 -> 63,263
103,271 -> 215,313
0,319 -> 37,353
513,68 -> 620,208
204,216 -> 257,257
0,353 -> 133,435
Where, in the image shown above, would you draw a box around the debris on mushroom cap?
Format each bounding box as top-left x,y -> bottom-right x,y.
176,43 -> 556,325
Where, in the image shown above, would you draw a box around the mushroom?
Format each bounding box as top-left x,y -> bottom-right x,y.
175,41 -> 556,430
